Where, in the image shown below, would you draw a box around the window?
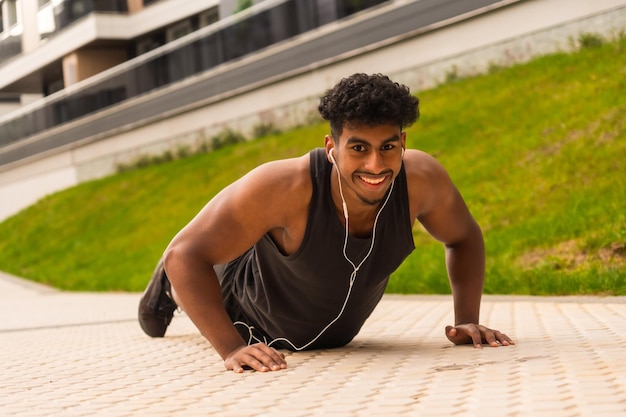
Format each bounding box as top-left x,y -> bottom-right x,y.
166,19 -> 192,43
7,0 -> 18,27
37,0 -> 57,38
136,36 -> 162,55
199,7 -> 218,28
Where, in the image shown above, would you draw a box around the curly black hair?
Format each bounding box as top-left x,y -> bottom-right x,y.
318,73 -> 420,139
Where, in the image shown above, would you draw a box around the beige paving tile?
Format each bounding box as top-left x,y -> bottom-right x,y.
1,273 -> 626,416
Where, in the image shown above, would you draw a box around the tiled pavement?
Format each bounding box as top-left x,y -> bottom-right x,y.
2,270 -> 625,417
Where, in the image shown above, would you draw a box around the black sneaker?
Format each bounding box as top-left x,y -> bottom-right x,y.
138,259 -> 178,337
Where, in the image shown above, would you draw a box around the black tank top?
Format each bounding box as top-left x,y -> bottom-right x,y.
224,148 -> 415,350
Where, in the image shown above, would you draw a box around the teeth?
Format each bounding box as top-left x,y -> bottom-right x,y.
360,176 -> 385,185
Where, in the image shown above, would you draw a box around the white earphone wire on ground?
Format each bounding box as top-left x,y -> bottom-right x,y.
235,148 -> 395,351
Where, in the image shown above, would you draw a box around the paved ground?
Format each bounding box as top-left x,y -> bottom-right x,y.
2,271 -> 625,417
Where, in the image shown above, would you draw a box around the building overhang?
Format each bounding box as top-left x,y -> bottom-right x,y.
0,0 -> 218,93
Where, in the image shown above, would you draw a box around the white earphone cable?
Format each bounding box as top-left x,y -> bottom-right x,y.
234,152 -> 395,351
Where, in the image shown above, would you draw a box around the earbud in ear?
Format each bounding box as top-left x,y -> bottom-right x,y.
329,148 -> 336,164
401,148 -> 405,158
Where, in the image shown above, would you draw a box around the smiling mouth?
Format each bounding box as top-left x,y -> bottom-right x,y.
358,175 -> 387,185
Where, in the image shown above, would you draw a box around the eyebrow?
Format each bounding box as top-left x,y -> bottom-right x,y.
345,134 -> 401,145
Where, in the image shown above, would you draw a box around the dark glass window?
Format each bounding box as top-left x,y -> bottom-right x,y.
0,0 -> 388,148
53,0 -> 128,31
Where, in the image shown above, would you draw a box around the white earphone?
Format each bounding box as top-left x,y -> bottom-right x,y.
328,148 -> 348,219
234,147 -> 396,351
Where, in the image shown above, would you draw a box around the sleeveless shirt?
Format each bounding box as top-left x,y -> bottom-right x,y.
219,148 -> 415,350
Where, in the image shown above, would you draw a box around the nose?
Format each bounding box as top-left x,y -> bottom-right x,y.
364,151 -> 385,173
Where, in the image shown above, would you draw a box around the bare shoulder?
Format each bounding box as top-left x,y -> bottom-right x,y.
241,154 -> 312,204
402,149 -> 454,219
227,153 -> 313,226
230,153 -> 312,255
173,153 -> 313,263
402,149 -> 478,244
403,149 -> 447,179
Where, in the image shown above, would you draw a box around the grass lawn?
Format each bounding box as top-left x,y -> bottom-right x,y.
0,35 -> 624,294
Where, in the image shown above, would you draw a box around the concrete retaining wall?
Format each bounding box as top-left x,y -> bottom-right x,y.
1,0 -> 625,221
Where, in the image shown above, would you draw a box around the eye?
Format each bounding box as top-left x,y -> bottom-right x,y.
382,144 -> 395,151
352,145 -> 366,152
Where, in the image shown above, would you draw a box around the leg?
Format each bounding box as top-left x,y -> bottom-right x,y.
138,257 -> 178,337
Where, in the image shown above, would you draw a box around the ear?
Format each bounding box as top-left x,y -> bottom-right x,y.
324,135 -> 335,164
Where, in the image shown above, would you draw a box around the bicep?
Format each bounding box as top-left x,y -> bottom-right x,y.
414,163 -> 477,246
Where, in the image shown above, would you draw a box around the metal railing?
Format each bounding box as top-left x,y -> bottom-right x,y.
52,0 -> 128,31
0,0 -> 387,149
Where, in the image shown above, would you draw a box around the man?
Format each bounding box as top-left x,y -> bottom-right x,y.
139,73 -> 514,373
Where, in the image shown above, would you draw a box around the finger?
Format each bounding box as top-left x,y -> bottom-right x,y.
224,347 -> 270,373
445,325 -> 473,346
445,325 -> 461,344
226,359 -> 245,373
483,328 -> 499,347
495,331 -> 515,346
262,345 -> 288,368
274,350 -> 287,369
240,351 -> 272,372
223,346 -> 247,373
467,326 -> 483,348
224,356 -> 253,373
251,344 -> 287,370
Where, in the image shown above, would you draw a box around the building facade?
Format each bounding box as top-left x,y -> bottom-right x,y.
0,0 -> 223,106
1,0 -> 625,221
0,0 -> 392,161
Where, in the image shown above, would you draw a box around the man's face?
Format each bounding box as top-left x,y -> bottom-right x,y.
327,123 -> 405,207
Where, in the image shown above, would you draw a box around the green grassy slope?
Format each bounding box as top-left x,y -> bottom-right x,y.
1,37 -> 624,294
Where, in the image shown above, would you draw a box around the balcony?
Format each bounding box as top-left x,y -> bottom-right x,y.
52,0 -> 129,32
0,0 -> 388,149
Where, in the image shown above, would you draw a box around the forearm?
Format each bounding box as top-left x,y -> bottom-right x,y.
163,249 -> 246,360
445,220 -> 485,325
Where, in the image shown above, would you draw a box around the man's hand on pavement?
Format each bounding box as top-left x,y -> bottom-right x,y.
224,343 -> 287,373
445,323 -> 515,348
